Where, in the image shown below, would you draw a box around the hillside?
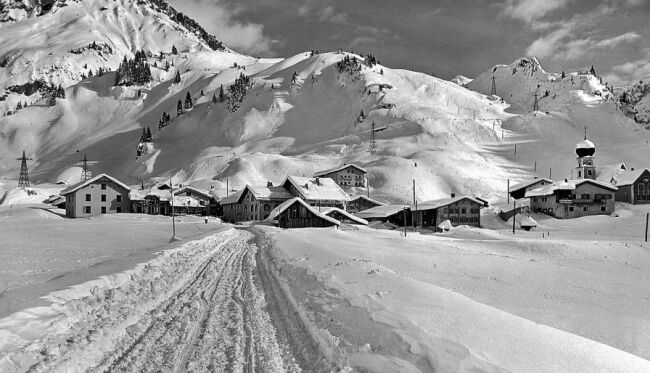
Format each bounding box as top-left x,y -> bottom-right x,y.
0,1 -> 649,208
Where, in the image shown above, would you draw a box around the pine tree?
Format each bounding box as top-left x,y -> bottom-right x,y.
218,84 -> 225,102
88,69 -> 93,77
561,71 -> 566,79
291,71 -> 298,84
177,99 -> 183,116
200,89 -> 204,96
57,85 -> 65,99
146,127 -> 152,142
590,65 -> 596,76
153,61 -> 157,68
171,45 -> 178,55
140,128 -> 147,143
16,102 -> 22,111
184,91 -> 193,109
137,89 -> 142,98
212,92 -> 217,103
174,71 -> 181,84
165,61 -> 170,71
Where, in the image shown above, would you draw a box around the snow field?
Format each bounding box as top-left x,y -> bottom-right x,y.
262,225 -> 650,372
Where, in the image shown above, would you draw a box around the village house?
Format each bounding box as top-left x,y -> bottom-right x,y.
281,176 -> 350,209
221,184 -> 292,223
610,168 -> 650,204
525,179 -> 617,219
61,174 -> 131,218
322,207 -> 368,225
266,198 -> 341,228
509,177 -> 553,200
313,164 -> 367,188
411,195 -> 485,229
346,195 -> 386,213
355,205 -> 411,227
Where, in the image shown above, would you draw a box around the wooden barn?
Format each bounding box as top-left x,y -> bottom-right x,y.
610,168 -> 650,204
412,195 -> 485,228
282,176 -> 350,209
346,195 -> 386,213
266,198 -> 340,228
61,174 -> 131,218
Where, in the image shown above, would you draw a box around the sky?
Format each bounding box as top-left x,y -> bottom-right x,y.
168,0 -> 650,86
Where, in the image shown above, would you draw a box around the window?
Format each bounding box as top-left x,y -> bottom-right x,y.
101,194 -> 106,202
587,170 -> 593,176
461,208 -> 467,214
583,207 -> 588,212
186,192 -> 191,196
578,171 -> 582,178
533,198 -> 538,203
250,205 -> 254,212
100,183 -> 107,190
264,204 -> 270,211
84,206 -> 91,214
86,194 -> 91,201
200,201 -> 205,206
601,206 -> 606,212
581,194 -> 589,200
101,206 -> 107,214
116,195 -> 122,202
569,206 -> 574,212
116,207 -> 122,213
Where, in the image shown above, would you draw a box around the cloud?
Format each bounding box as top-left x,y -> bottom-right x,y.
168,0 -> 275,55
594,32 -> 641,48
296,1 -> 350,24
501,0 -> 571,23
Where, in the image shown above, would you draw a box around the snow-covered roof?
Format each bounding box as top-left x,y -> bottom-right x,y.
282,176 -> 350,202
525,179 -> 618,198
349,195 -> 386,206
220,185 -> 292,205
265,197 -> 340,225
174,186 -> 212,199
61,174 -> 130,196
510,177 -> 553,192
413,196 -> 484,211
313,164 -> 368,177
322,207 -> 369,225
519,216 -> 538,228
172,195 -> 203,207
129,188 -> 172,201
354,205 -> 409,219
596,163 -> 627,184
612,168 -> 650,187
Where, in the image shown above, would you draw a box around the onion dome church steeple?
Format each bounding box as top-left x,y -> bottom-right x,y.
575,127 -> 596,179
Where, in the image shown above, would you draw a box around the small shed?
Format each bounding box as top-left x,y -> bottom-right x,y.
354,205 -> 411,227
322,207 -> 368,225
266,198 -> 340,228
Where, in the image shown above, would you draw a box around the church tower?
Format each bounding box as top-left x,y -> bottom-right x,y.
575,131 -> 596,180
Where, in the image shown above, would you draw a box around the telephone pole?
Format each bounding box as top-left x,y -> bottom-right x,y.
17,150 -> 32,188
170,177 -> 177,240
490,76 -> 497,96
533,92 -> 540,112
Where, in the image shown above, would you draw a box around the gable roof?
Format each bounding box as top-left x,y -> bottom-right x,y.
322,207 -> 369,225
510,177 -> 553,192
313,164 -> 368,177
349,195 -> 386,206
220,184 -> 292,205
174,186 -> 212,199
61,174 -> 130,196
354,205 -> 409,219
612,168 -> 650,187
282,176 -> 350,202
596,163 -> 627,184
525,178 -> 618,198
413,196 -> 484,211
265,197 -> 340,225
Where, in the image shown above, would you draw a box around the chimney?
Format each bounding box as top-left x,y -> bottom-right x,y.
267,181 -> 273,187
451,193 -> 456,198
304,183 -> 309,190
315,177 -> 321,186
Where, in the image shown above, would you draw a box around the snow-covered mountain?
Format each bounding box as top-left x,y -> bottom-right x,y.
0,0 -> 225,93
0,0 -> 649,206
615,80 -> 650,126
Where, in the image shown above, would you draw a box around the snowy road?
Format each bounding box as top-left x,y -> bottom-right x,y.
2,229 -> 329,372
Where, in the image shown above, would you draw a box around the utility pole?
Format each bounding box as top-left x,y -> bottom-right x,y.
403,207 -> 407,237
507,179 -> 510,204
549,168 -> 552,179
533,92 -> 540,112
645,213 -> 649,242
514,144 -> 517,155
490,76 -> 497,96
512,200 -> 516,234
81,154 -> 90,181
366,178 -> 370,198
170,177 -> 177,240
17,150 -> 32,188
534,161 -> 537,172
412,179 -> 417,229
226,178 -> 229,197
